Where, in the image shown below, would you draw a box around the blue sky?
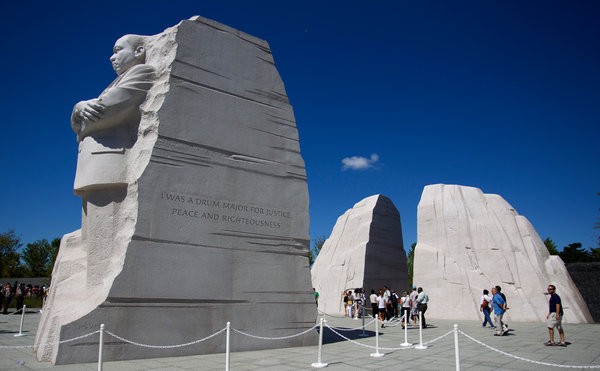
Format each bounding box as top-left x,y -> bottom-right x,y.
1,1 -> 598,252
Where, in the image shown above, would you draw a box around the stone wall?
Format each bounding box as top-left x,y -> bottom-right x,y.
566,262 -> 600,323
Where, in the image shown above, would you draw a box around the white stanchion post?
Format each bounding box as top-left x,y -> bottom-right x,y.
414,311 -> 427,350
98,324 -> 104,371
311,317 -> 328,368
359,306 -> 368,337
226,322 -> 231,371
454,324 -> 460,371
14,305 -> 26,337
401,313 -> 412,347
370,316 -> 384,357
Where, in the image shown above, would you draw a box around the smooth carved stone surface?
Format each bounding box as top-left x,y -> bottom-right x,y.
311,195 -> 409,315
35,16 -> 316,365
413,184 -> 593,323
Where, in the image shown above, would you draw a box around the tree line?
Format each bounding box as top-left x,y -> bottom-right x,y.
0,229 -> 60,278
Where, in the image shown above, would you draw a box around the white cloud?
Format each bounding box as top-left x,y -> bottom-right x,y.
341,153 -> 380,171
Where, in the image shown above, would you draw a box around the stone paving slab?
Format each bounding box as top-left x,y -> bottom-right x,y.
1,310 -> 599,370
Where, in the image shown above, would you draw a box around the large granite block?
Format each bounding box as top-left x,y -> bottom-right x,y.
311,195 -> 409,315
413,184 -> 593,323
35,16 -> 316,364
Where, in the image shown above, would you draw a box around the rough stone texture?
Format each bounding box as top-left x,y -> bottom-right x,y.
413,184 -> 593,323
311,195 -> 409,315
35,16 -> 316,364
566,263 -> 600,323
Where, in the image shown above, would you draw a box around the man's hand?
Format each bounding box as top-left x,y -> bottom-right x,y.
75,99 -> 106,123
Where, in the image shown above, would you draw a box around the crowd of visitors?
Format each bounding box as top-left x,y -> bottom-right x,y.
479,283 -> 566,346
342,285 -> 430,329
1,281 -> 48,314
340,281 -> 567,347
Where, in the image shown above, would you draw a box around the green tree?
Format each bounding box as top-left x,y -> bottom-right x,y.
559,242 -> 593,263
22,239 -> 54,277
591,247 -> 600,262
407,242 -> 416,287
308,235 -> 327,266
543,237 -> 559,255
0,229 -> 24,277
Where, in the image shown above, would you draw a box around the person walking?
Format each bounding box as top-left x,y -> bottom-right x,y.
545,284 -> 566,346
409,286 -> 419,324
415,287 -> 429,328
480,289 -> 494,328
492,286 -> 507,336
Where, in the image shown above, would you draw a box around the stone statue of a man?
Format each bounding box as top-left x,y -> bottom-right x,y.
71,34 -> 155,192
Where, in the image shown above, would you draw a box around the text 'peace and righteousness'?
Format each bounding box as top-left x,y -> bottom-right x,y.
160,192 -> 291,229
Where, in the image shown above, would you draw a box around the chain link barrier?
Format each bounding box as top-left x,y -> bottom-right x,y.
459,330 -> 600,369
3,321 -> 600,369
324,320 -> 455,352
0,330 -> 101,349
104,327 -> 227,349
231,324 -> 318,340
325,318 -> 377,331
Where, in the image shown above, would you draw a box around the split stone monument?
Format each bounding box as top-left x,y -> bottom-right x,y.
413,184 -> 593,323
311,195 -> 409,315
35,16 -> 317,364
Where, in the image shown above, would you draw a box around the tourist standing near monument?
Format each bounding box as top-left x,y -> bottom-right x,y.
383,286 -> 392,320
1,283 -> 12,314
410,286 -> 419,324
370,289 -> 378,318
416,287 -> 429,328
480,289 -> 494,328
545,284 -> 566,346
377,290 -> 387,327
401,291 -> 411,325
492,287 -> 507,336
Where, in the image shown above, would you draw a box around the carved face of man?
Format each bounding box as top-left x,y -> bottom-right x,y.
110,35 -> 144,75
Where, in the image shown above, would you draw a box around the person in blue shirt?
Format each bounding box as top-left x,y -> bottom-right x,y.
545,284 -> 566,346
492,286 -> 506,336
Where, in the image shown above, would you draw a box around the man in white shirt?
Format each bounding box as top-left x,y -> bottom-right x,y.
369,289 -> 378,318
415,287 -> 429,328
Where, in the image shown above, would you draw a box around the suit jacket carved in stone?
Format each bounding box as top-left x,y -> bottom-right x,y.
72,63 -> 155,192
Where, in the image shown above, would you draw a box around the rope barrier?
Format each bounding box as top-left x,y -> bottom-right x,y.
459,330 -> 600,369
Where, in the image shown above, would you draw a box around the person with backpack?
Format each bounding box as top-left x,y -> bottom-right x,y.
480,289 -> 494,328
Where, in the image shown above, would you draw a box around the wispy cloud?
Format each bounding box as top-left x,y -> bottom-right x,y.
341,153 -> 380,171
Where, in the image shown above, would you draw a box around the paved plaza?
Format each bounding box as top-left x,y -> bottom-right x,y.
1,309 -> 600,370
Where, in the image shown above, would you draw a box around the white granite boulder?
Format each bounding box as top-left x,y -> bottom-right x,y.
35,16 -> 316,364
413,184 -> 593,323
311,195 -> 409,315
